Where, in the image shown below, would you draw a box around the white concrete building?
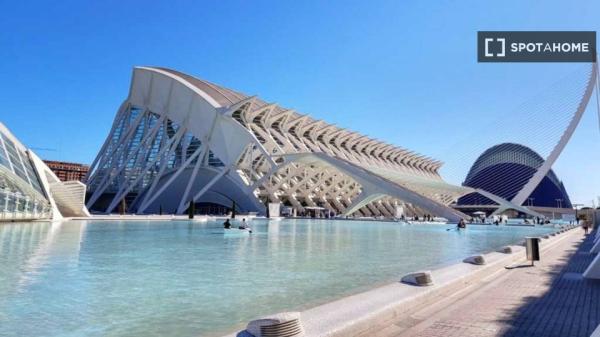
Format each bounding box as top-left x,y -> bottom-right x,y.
85,67 -> 473,221
0,122 -> 90,221
85,66 -> 597,220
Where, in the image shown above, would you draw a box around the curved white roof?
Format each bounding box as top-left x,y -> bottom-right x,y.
140,66 -> 442,171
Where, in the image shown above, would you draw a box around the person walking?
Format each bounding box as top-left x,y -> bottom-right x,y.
582,221 -> 589,235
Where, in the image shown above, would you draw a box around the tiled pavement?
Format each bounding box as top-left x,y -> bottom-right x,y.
373,229 -> 600,337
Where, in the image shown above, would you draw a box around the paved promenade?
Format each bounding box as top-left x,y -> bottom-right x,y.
366,229 -> 600,337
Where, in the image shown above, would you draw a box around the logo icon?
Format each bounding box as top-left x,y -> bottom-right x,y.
484,38 -> 505,57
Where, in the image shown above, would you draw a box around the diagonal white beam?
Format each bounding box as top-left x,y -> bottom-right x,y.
136,125 -> 188,212
139,144 -> 205,212
512,64 -> 596,206
176,143 -> 209,213
178,168 -> 230,214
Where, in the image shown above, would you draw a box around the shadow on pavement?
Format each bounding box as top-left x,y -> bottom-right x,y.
499,230 -> 600,337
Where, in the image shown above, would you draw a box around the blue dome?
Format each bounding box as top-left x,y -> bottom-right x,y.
457,143 -> 571,208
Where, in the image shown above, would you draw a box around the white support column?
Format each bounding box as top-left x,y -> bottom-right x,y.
136,126 -> 188,213
176,168 -> 230,214
138,145 -> 205,212
86,107 -> 148,208
3,191 -> 8,212
104,114 -> 167,213
176,147 -> 206,214
113,125 -> 186,213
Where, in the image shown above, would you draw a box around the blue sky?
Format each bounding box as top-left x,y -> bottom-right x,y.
1,0 -> 598,205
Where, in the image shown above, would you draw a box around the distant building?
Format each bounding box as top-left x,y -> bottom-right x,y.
43,160 -> 89,182
455,143 -> 573,217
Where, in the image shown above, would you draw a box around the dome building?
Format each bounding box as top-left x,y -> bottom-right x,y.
456,143 -> 572,215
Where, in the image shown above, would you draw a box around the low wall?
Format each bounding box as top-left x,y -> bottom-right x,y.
225,225 -> 578,337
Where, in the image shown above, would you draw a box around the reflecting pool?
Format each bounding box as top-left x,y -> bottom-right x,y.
0,219 -> 555,336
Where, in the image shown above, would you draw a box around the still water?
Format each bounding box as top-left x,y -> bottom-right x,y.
0,219 -> 555,336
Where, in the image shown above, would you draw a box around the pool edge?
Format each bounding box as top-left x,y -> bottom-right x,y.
223,227 -> 575,337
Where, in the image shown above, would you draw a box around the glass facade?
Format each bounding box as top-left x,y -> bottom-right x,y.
86,105 -> 226,211
0,130 -> 52,220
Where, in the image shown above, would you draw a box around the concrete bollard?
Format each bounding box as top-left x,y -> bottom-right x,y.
498,246 -> 513,254
246,312 -> 304,337
401,271 -> 434,286
543,235 -> 550,239
463,255 -> 486,265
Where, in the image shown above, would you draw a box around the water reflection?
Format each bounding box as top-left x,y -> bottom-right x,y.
0,221 -> 89,294
0,219 -> 555,337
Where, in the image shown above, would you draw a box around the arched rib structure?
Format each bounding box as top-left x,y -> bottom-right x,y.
454,63 -> 596,217
511,64 -> 597,206
86,66 -> 473,219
